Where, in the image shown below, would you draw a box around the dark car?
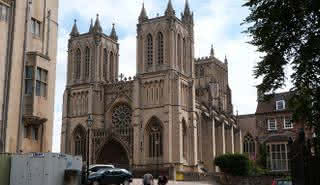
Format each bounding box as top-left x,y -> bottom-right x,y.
89,164 -> 115,175
88,168 -> 133,185
273,179 -> 292,185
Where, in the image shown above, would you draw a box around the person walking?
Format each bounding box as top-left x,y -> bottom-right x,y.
143,173 -> 154,185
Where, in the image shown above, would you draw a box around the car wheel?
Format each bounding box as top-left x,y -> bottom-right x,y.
92,181 -> 100,185
123,180 -> 130,185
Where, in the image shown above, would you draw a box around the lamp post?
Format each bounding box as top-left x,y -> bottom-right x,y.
86,114 -> 94,181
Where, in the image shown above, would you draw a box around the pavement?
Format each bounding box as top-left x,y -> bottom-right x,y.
131,178 -> 220,185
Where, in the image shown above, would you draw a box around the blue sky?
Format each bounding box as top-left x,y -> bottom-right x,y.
53,0 -> 262,152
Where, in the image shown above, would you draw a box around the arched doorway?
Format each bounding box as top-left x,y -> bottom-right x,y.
97,139 -> 130,170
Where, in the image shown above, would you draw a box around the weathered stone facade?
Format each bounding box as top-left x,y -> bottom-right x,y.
0,0 -> 59,153
60,0 -> 242,179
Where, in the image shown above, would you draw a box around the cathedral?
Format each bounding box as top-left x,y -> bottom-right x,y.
60,0 -> 242,179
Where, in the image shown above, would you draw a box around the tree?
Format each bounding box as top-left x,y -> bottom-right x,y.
242,0 -> 320,153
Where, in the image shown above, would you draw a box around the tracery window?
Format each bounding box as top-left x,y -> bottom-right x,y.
74,126 -> 86,161
182,120 -> 187,159
177,34 -> 181,69
75,48 -> 81,79
104,48 -> 108,80
110,52 -> 114,80
157,32 -> 164,65
112,104 -> 132,136
146,34 -> 153,67
243,134 -> 255,158
147,117 -> 163,158
183,38 -> 186,72
85,47 -> 90,79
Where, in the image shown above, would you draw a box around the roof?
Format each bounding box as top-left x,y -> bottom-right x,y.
256,91 -> 294,114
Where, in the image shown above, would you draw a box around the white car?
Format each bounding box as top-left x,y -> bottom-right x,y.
89,164 -> 115,174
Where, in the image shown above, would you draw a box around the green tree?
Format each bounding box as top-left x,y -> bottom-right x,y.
242,0 -> 320,152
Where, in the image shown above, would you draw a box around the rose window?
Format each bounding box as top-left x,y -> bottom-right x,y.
112,104 -> 132,130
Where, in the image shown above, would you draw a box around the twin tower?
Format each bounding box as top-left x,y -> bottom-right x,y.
61,0 -> 239,179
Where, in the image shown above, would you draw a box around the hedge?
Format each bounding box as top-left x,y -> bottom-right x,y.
214,153 -> 250,176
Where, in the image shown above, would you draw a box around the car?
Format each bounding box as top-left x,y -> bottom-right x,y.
88,168 -> 133,185
272,179 -> 292,185
89,164 -> 115,174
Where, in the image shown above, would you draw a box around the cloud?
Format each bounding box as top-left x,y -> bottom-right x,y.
53,0 -> 261,152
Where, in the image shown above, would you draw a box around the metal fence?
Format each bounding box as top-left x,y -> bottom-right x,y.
289,130 -> 320,185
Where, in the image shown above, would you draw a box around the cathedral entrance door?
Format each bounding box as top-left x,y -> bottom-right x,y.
97,139 -> 130,170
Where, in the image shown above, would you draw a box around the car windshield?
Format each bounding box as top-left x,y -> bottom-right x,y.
96,169 -> 108,174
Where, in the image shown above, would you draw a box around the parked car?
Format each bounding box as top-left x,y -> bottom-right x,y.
89,164 -> 115,174
88,168 -> 133,185
272,179 -> 292,185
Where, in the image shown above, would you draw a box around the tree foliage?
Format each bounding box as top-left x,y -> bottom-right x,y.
215,153 -> 250,176
242,0 -> 320,147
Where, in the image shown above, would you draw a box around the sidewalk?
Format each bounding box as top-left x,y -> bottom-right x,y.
132,178 -> 220,185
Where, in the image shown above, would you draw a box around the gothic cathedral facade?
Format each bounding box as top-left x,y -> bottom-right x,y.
60,0 -> 242,179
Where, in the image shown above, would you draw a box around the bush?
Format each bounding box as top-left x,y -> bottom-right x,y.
214,153 -> 250,176
248,160 -> 269,176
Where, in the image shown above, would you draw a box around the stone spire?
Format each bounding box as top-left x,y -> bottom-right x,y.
224,55 -> 228,64
110,23 -> 118,41
182,0 -> 193,24
210,44 -> 214,57
139,3 -> 148,23
165,0 -> 175,16
89,18 -> 93,33
93,14 -> 103,33
184,0 -> 191,15
70,19 -> 79,37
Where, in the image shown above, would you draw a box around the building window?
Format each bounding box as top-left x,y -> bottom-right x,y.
112,104 -> 132,136
85,47 -> 90,78
25,66 -> 33,95
146,34 -> 153,67
182,120 -> 187,159
199,66 -> 205,77
0,3 -> 9,22
110,52 -> 114,79
36,68 -> 48,97
268,118 -> 277,131
73,125 -> 86,161
104,48 -> 108,80
183,38 -> 186,72
243,134 -> 255,158
276,100 -> 285,110
31,18 -> 41,37
75,48 -> 81,80
31,127 -> 38,140
267,143 -> 288,171
157,32 -> 164,65
283,117 -> 293,129
177,34 -> 181,69
147,117 -> 163,158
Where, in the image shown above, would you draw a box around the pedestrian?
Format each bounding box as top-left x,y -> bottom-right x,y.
143,173 -> 154,185
158,175 -> 168,185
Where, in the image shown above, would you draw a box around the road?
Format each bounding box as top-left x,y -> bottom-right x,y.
131,178 -> 220,185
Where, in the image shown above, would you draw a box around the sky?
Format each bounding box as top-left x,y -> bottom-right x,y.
52,0 -> 262,152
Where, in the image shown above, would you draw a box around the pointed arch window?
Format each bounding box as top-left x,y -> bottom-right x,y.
75,49 -> 81,80
147,117 -> 163,158
85,47 -> 90,79
183,38 -> 186,72
74,126 -> 86,161
182,120 -> 187,159
146,34 -> 153,67
104,48 -> 108,80
243,134 -> 255,157
110,52 -> 114,80
157,32 -> 164,65
177,34 -> 181,69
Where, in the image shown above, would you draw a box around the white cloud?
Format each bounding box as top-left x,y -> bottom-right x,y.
53,0 -> 261,152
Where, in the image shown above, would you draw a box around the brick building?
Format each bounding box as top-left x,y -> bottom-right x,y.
238,90 -> 310,172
